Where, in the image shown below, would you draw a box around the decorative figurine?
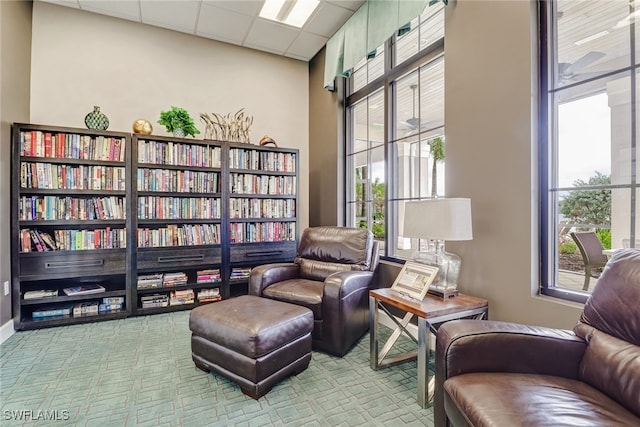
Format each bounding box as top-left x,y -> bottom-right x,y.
200,108 -> 253,143
132,119 -> 153,135
259,136 -> 277,147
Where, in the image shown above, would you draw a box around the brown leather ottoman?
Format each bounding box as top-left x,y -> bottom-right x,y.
189,295 -> 313,399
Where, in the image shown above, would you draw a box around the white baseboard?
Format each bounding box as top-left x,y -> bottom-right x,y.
0,319 -> 15,344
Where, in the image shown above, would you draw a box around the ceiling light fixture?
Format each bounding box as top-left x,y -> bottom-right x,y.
574,30 -> 609,46
259,0 -> 319,28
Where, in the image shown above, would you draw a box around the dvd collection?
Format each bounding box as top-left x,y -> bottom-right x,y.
32,296 -> 124,319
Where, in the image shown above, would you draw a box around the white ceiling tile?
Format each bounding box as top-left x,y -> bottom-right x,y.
326,0 -> 365,12
140,0 -> 200,34
39,0 -> 80,8
37,0 -> 361,62
286,31 -> 327,59
197,3 -> 254,44
244,19 -> 300,54
303,2 -> 354,37
78,0 -> 141,22
202,0 -> 263,17
285,52 -> 312,61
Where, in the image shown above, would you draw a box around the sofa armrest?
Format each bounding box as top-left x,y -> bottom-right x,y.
248,263 -> 300,296
434,319 -> 587,427
437,319 -> 586,378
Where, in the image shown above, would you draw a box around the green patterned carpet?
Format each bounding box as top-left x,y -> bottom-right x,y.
1,311 -> 433,426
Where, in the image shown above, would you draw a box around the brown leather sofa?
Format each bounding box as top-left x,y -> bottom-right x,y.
249,226 -> 379,357
435,249 -> 640,427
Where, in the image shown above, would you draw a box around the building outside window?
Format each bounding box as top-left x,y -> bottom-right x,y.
540,0 -> 639,302
345,3 -> 445,259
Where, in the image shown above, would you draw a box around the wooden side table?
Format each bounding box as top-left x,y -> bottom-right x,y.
369,288 -> 488,408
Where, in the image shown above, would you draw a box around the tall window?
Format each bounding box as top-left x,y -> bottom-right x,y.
541,0 -> 639,302
345,3 -> 445,259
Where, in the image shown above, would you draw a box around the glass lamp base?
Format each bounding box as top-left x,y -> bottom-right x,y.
414,245 -> 461,293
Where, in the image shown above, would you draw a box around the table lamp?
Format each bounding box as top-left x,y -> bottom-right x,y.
402,198 -> 473,297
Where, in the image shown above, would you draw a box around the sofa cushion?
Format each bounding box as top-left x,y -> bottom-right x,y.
444,372 -> 640,427
262,278 -> 324,319
574,323 -> 640,417
575,249 -> 640,417
579,248 -> 640,346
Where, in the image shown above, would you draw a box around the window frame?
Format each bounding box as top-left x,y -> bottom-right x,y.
344,13 -> 445,262
539,0 -> 639,303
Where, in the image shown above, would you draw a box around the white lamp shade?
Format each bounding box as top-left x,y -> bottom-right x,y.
403,198 -> 473,241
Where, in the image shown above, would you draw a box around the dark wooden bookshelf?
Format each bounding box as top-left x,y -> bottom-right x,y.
11,123 -> 299,329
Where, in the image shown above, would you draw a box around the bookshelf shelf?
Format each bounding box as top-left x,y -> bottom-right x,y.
11,123 -> 299,329
18,311 -> 128,330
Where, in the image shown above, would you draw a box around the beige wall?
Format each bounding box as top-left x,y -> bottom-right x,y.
445,0 -> 582,327
0,1 -> 32,329
30,2 -> 310,231
308,47 -> 342,227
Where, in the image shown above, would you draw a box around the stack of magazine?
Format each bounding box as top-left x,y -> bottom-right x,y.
62,283 -> 105,296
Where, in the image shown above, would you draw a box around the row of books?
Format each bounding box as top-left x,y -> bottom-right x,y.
229,149 -> 296,173
197,269 -> 221,283
229,198 -> 296,219
137,269 -> 230,289
19,196 -> 125,221
20,162 -> 126,191
137,196 -> 221,220
137,224 -> 220,248
19,227 -> 126,252
137,140 -> 222,168
20,131 -> 126,162
163,272 -> 188,287
229,174 -> 297,196
136,168 -> 219,193
31,297 -> 125,319
230,268 -> 252,280
137,273 -> 164,289
138,271 -> 221,288
140,288 -> 221,308
229,222 -> 296,244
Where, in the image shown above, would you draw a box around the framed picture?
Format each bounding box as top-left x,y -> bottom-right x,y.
390,261 -> 439,301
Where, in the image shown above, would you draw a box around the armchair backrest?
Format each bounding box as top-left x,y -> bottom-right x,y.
574,248 -> 640,417
295,226 -> 376,281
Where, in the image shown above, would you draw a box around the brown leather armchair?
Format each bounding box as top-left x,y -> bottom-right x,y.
249,226 -> 379,357
435,249 -> 640,427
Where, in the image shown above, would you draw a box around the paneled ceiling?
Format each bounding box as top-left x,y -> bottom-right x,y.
39,0 -> 365,61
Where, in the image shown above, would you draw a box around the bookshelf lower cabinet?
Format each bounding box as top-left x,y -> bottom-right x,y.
16,250 -> 127,330
20,249 -> 126,280
134,246 -> 223,313
136,246 -> 222,271
229,241 -> 297,263
11,124 -> 299,329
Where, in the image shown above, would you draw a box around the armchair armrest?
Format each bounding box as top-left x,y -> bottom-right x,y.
319,270 -> 375,356
434,319 -> 587,427
248,263 -> 300,296
324,270 -> 374,300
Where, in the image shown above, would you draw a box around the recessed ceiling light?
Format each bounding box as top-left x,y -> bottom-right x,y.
259,0 -> 319,28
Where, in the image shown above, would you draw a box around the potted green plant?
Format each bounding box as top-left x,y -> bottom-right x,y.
158,106 -> 200,137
